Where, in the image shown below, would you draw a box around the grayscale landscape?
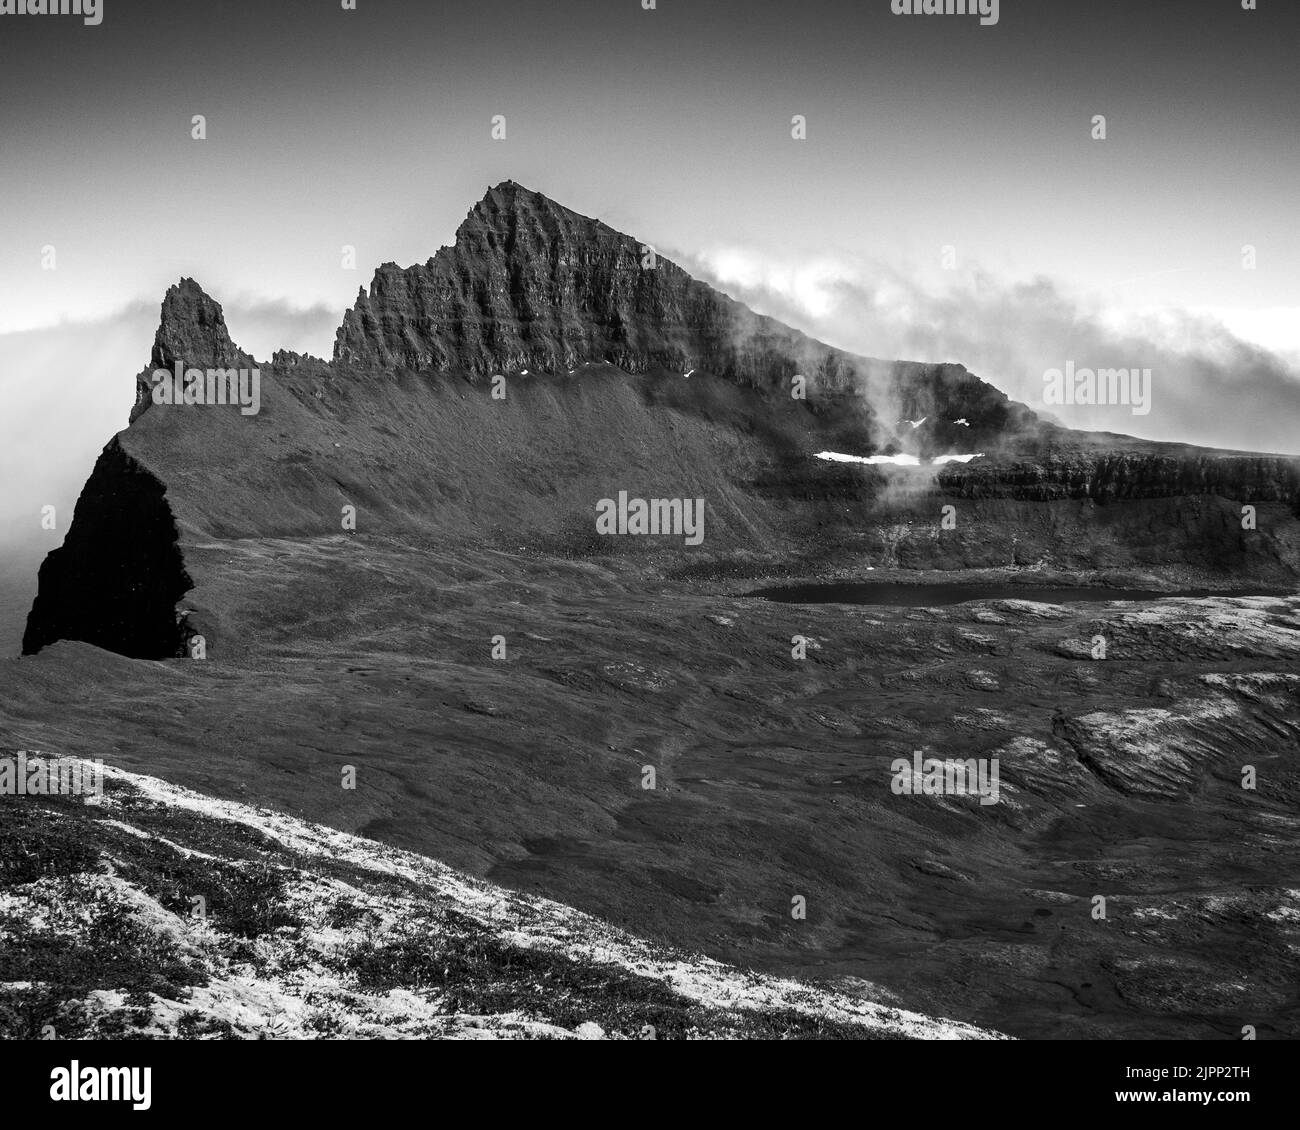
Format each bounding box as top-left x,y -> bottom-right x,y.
2,0 -> 1297,1055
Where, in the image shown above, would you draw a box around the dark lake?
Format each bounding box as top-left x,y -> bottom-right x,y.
750,582 -> 1289,607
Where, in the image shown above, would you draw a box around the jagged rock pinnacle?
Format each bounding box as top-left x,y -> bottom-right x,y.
130,278 -> 254,424
151,278 -> 244,373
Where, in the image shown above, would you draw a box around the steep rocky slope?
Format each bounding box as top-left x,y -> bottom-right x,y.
334,180 -> 1019,426
22,441 -> 192,659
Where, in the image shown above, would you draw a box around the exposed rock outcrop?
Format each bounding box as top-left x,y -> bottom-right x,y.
333,182 -> 1039,447
940,449 -> 1300,505
130,277 -> 257,425
22,438 -> 193,659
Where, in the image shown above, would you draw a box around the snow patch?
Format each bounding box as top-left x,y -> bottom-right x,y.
815,451 -> 985,467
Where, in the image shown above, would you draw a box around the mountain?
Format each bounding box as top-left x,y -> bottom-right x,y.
22,181 -> 1300,660
8,182 -> 1300,1041
333,180 -> 1035,435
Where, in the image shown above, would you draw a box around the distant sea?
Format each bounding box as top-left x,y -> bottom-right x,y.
0,553 -> 41,657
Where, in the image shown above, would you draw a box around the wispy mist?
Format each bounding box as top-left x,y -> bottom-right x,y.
682,248 -> 1300,456
0,294 -> 339,639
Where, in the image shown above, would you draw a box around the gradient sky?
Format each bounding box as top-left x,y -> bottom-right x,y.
2,0 -> 1296,337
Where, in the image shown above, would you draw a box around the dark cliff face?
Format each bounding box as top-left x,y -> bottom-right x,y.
336,180 -> 776,378
22,437 -> 193,658
331,181 -> 1036,446
25,274 -> 242,658
939,450 -> 1300,505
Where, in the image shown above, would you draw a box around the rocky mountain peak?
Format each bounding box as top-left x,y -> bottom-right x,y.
455,179 -> 628,256
122,187 -> 1035,452
131,279 -> 255,424
150,278 -> 247,373
473,177 -> 537,214
331,179 -> 850,388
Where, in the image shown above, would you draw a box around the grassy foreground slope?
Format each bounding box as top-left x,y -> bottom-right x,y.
0,758 -> 1000,1041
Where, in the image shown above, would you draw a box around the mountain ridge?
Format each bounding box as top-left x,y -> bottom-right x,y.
328,179 -> 1040,448
22,180 -> 1300,660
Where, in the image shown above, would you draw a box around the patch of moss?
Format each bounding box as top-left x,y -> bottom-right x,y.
0,875 -> 205,995
0,797 -> 102,886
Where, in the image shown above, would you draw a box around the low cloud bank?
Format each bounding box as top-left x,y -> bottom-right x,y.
0,295 -> 338,596
680,248 -> 1300,457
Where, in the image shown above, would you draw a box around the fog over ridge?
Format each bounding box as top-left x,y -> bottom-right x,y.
678,246 -> 1300,457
